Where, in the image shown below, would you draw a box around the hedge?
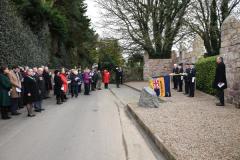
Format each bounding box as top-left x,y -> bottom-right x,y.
195,56 -> 217,95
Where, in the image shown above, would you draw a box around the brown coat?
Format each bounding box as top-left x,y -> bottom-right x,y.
7,70 -> 21,98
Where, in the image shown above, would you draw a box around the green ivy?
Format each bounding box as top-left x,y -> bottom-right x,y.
12,0 -> 67,40
195,56 -> 217,95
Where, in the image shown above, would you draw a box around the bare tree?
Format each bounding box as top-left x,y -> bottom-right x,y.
96,0 -> 191,59
185,0 -> 240,56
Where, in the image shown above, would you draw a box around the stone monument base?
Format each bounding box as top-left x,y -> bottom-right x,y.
138,87 -> 163,108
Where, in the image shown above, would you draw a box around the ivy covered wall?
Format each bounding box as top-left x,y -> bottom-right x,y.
0,0 -> 51,67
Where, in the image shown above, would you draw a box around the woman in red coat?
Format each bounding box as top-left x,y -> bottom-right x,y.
60,68 -> 68,101
103,70 -> 110,89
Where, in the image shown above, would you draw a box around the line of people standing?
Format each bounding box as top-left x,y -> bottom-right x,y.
0,66 -> 52,119
1,64 -> 122,120
53,67 -> 112,104
172,63 -> 196,97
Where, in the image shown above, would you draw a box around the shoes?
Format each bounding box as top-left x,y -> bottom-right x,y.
34,109 -> 41,112
27,114 -> 35,117
2,116 -> 11,120
216,103 -> 224,106
11,112 -> 21,116
57,102 -> 62,105
41,108 -> 45,111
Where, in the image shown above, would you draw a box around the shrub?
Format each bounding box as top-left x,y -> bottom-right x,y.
195,56 -> 217,95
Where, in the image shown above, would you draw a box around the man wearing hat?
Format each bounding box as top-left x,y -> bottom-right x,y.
189,63 -> 196,97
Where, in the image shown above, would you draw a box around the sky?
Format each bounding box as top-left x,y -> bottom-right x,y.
85,0 -> 104,36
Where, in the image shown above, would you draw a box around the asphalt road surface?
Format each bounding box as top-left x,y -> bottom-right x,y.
0,85 -> 165,160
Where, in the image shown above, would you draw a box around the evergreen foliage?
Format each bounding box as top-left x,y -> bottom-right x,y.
195,56 -> 217,95
12,0 -> 98,68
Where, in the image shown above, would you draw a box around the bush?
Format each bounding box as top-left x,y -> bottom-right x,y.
195,56 -> 217,95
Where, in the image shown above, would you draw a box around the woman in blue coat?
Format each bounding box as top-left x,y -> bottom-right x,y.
0,66 -> 12,119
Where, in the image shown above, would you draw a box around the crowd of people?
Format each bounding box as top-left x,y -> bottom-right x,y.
0,65 -> 123,120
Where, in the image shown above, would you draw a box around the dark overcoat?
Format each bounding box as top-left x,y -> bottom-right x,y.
23,76 -> 39,103
35,74 -> 46,100
213,62 -> 227,89
0,74 -> 12,106
43,71 -> 52,91
54,75 -> 63,96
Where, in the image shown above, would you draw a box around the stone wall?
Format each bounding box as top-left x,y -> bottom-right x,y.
220,16 -> 240,107
143,53 -> 172,80
0,0 -> 50,67
178,35 -> 205,64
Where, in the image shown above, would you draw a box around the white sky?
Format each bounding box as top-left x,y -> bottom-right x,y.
85,0 -> 104,36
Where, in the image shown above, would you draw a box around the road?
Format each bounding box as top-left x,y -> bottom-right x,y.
0,85 -> 165,160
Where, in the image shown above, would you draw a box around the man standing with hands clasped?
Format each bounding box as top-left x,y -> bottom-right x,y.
213,57 -> 227,106
189,63 -> 196,97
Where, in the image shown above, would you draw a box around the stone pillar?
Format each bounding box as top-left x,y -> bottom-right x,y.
220,16 -> 240,107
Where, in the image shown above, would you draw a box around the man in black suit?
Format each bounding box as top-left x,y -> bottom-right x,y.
189,63 -> 196,97
213,57 -> 227,106
177,63 -> 184,92
172,64 -> 179,89
184,63 -> 190,95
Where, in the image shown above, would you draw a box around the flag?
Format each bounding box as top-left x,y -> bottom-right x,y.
164,75 -> 171,97
159,77 -> 165,97
149,75 -> 171,97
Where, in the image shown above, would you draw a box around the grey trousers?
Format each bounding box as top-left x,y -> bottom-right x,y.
97,80 -> 102,89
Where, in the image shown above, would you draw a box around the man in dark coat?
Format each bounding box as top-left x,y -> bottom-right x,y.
34,68 -> 46,112
177,63 -> 184,92
119,67 -> 123,84
70,70 -> 80,98
213,57 -> 227,106
184,63 -> 190,95
43,67 -> 52,98
172,64 -> 179,89
115,67 -> 121,88
189,63 -> 196,97
54,70 -> 63,105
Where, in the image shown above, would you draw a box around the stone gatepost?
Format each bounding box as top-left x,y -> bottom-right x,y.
143,53 -> 173,81
220,16 -> 240,107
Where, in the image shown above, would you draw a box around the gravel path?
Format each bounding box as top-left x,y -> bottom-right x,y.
125,82 -> 240,160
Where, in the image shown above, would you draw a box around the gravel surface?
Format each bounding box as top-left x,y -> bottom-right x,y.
126,82 -> 240,160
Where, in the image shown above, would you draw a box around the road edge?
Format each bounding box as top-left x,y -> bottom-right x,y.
126,104 -> 177,160
124,84 -> 141,92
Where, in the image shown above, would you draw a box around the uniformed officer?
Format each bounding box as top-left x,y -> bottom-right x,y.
184,63 -> 190,95
177,63 -> 184,92
189,63 -> 196,97
172,64 -> 179,89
